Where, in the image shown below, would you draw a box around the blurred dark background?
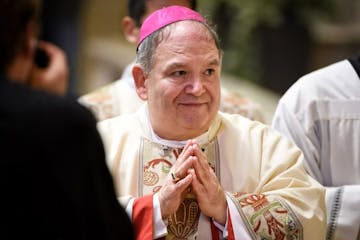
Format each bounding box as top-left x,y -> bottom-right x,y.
41,0 -> 360,122
203,0 -> 360,94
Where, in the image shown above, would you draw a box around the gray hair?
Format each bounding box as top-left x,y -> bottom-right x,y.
136,20 -> 222,74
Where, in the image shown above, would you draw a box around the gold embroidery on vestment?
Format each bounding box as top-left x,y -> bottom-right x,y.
139,138 -> 220,239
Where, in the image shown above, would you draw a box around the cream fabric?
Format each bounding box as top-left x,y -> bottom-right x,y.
78,63 -> 144,121
272,60 -> 360,240
99,106 -> 326,239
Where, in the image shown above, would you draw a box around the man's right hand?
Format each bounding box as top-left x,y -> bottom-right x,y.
158,141 -> 196,219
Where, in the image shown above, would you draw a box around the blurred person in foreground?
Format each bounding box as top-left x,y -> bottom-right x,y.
98,6 -> 326,239
272,56 -> 360,240
79,0 -> 264,123
0,0 -> 134,239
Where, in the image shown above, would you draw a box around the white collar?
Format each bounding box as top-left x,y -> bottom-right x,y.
145,107 -> 209,148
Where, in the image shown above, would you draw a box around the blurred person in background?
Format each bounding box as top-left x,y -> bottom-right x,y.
272,56 -> 360,240
79,0 -> 264,123
98,6 -> 326,239
41,0 -> 83,96
0,0 -> 134,239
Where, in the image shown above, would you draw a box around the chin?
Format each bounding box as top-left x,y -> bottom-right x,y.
181,118 -> 209,132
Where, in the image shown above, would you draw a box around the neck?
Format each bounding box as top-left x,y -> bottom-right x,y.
150,123 -> 209,148
145,106 -> 208,142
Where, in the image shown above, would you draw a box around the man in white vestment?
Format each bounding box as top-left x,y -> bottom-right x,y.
98,6 -> 326,239
272,56 -> 360,240
79,0 -> 264,123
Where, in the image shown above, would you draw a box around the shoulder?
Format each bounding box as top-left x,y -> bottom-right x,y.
0,82 -> 100,163
96,111 -> 145,160
277,60 -> 358,114
78,79 -> 138,121
78,80 -> 120,113
97,110 -> 143,138
36,92 -> 96,130
218,112 -> 297,152
219,111 -> 265,129
292,60 -> 355,94
5,82 -> 96,136
218,112 -> 270,139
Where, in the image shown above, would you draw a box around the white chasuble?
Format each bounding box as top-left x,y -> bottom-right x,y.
98,106 -> 326,239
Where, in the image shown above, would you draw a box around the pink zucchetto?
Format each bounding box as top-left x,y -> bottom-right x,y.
137,5 -> 206,48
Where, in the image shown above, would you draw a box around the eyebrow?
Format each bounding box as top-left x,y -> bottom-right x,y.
165,59 -> 220,70
166,62 -> 185,70
208,59 -> 220,66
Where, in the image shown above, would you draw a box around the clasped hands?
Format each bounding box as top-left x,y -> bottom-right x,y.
158,139 -> 227,225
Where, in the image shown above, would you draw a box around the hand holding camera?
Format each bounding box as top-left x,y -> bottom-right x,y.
29,41 -> 69,95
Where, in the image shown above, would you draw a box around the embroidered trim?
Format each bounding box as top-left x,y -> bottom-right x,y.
167,198 -> 200,238
227,192 -> 258,239
214,138 -> 220,178
326,187 -> 344,240
230,193 -> 303,239
138,137 -> 221,238
139,137 -> 145,196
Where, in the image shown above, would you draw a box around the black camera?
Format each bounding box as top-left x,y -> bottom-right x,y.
34,47 -> 50,68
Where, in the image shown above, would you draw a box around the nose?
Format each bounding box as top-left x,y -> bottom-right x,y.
185,76 -> 205,96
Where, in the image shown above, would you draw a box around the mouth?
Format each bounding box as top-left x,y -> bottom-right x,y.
179,102 -> 205,107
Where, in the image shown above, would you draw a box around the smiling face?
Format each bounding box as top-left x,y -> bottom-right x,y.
135,21 -> 221,140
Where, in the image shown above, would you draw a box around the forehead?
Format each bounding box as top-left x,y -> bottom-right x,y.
154,21 -> 219,62
162,21 -> 215,47
144,0 -> 192,18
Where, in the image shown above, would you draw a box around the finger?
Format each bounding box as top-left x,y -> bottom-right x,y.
172,155 -> 196,180
160,172 -> 194,218
191,143 -> 215,179
194,159 -> 220,191
188,168 -> 204,195
175,173 -> 193,193
190,167 -> 224,212
171,140 -> 197,178
161,172 -> 192,200
191,158 -> 206,185
177,140 -> 196,163
192,143 -> 209,169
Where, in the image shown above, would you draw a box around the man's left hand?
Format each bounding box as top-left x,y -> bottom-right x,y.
187,140 -> 227,225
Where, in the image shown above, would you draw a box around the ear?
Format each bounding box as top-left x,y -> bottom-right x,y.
122,16 -> 140,44
7,20 -> 38,82
133,64 -> 148,100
